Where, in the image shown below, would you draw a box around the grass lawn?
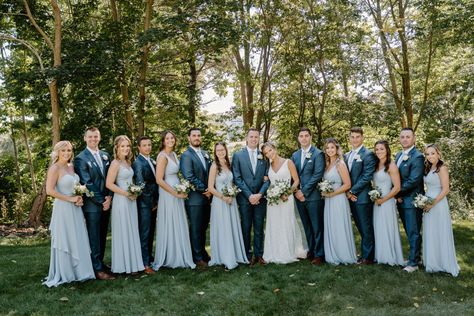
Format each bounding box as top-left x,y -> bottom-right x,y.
0,221 -> 473,315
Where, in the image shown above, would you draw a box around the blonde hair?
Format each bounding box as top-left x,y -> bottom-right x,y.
113,135 -> 133,164
50,141 -> 74,165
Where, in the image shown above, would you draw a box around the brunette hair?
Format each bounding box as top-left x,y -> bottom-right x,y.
84,126 -> 100,136
188,127 -> 201,136
424,144 -> 444,175
50,141 -> 74,165
350,127 -> 364,135
374,140 -> 392,172
136,135 -> 151,147
113,135 -> 133,164
323,138 -> 343,167
159,130 -> 177,152
213,142 -> 231,174
261,141 -> 277,160
298,127 -> 312,136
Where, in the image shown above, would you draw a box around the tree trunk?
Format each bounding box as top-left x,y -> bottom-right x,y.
10,114 -> 23,196
187,56 -> 198,124
28,183 -> 47,227
21,103 -> 37,194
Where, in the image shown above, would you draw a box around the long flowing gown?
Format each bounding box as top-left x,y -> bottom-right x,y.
153,153 -> 196,270
43,173 -> 95,287
323,165 -> 357,265
111,165 -> 144,273
209,170 -> 249,269
373,169 -> 404,266
423,170 -> 460,276
263,160 -> 307,264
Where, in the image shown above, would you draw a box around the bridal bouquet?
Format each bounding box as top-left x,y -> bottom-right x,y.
175,179 -> 195,195
128,183 -> 145,196
73,182 -> 94,197
413,193 -> 434,210
267,180 -> 292,206
318,179 -> 334,194
368,186 -> 383,202
222,183 -> 241,197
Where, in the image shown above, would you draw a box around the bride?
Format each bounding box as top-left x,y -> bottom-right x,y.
261,142 -> 307,264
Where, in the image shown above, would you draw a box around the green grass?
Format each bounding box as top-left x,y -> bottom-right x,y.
1,221 -> 473,315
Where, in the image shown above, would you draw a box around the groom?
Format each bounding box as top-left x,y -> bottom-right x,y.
132,136 -> 158,274
232,128 -> 270,265
395,127 -> 424,272
345,127 -> 376,264
180,128 -> 212,267
291,127 -> 326,265
74,127 -> 115,280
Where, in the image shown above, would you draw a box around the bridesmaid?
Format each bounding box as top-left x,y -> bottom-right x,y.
322,138 -> 357,265
422,144 -> 460,276
43,141 -> 95,287
208,142 -> 248,269
372,140 -> 404,266
153,130 -> 196,270
106,135 -> 144,274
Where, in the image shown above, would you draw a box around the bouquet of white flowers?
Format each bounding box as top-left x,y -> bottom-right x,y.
127,183 -> 145,196
413,193 -> 434,210
222,183 -> 241,197
73,182 -> 94,197
318,179 -> 334,194
174,179 -> 195,194
368,187 -> 383,202
267,180 -> 292,206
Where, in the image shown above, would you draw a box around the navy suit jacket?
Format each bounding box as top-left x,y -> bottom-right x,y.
179,146 -> 212,206
344,146 -> 376,205
132,155 -> 159,209
291,146 -> 325,201
74,148 -> 112,211
231,147 -> 270,205
395,147 -> 425,208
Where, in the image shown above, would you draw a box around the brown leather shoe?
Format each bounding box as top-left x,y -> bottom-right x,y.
311,257 -> 324,265
144,266 -> 155,275
196,260 -> 208,268
358,259 -> 374,265
96,271 -> 116,280
256,256 -> 267,266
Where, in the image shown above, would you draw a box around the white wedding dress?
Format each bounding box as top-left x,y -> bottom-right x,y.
263,160 -> 307,264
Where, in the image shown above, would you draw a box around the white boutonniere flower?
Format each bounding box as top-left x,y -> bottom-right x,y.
102,154 -> 108,161
87,161 -> 92,168
151,159 -> 156,165
354,154 -> 362,162
403,155 -> 409,161
203,153 -> 210,160
257,154 -> 263,160
305,152 -> 312,159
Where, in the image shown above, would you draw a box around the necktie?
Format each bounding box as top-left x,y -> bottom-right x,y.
301,149 -> 306,168
197,149 -> 206,170
94,152 -> 104,175
146,157 -> 156,176
397,152 -> 405,167
348,150 -> 355,171
250,150 -> 257,173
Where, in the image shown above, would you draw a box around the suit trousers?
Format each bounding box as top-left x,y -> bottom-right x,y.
398,206 -> 422,266
185,204 -> 210,262
349,202 -> 375,261
83,209 -> 110,272
238,202 -> 266,260
296,199 -> 325,258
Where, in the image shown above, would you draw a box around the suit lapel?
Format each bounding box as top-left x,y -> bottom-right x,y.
188,146 -> 206,172
139,154 -> 154,175
295,149 -> 302,172
244,148 -> 255,175
301,146 -> 314,172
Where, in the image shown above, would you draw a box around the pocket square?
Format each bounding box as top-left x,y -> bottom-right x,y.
87,161 -> 92,167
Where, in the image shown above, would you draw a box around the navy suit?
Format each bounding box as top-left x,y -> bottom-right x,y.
291,146 -> 325,259
395,147 -> 424,266
180,146 -> 212,262
345,146 -> 376,261
74,148 -> 112,272
232,147 -> 270,260
132,155 -> 159,267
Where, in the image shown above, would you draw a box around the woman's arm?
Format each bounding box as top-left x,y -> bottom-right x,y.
155,154 -> 187,198
376,163 -> 401,205
207,163 -> 232,204
287,160 -> 300,191
105,160 -> 130,198
425,165 -> 450,211
325,161 -> 351,197
46,165 -> 82,205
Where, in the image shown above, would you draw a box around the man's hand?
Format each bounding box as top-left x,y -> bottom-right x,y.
103,196 -> 112,211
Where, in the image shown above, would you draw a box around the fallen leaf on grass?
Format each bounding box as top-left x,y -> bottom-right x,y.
140,275 -> 147,278
273,288 -> 280,293
346,306 -> 355,310
432,287 -> 437,292
11,260 -> 17,263
413,303 -> 419,308
59,297 -> 69,302
307,283 -> 316,286
413,297 -> 420,301
289,274 -> 295,278
197,292 -> 205,295
69,287 -> 76,290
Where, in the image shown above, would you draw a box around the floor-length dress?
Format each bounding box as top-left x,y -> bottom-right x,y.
323,165 -> 357,265
111,165 -> 144,273
263,160 -> 307,264
43,174 -> 95,287
373,169 -> 404,266
423,170 -> 460,276
153,153 -> 196,270
209,170 -> 249,269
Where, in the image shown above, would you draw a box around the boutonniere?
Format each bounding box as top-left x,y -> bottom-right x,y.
402,155 -> 409,161
203,153 -> 210,160
257,154 -> 263,160
305,152 -> 312,159
102,154 -> 108,161
151,159 -> 156,165
354,154 -> 362,162
87,161 -> 92,168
